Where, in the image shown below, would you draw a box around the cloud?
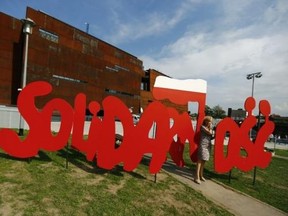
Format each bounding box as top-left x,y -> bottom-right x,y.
142,32 -> 272,78
105,0 -> 197,44
1,0 -> 286,116
275,102 -> 288,114
140,0 -> 288,116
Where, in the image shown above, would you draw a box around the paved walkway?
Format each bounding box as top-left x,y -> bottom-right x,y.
161,159 -> 287,216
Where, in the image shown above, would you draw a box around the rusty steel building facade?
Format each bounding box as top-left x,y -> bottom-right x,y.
0,7 -> 187,115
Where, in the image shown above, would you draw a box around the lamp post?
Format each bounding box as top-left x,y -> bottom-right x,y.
246,72 -> 262,97
18,18 -> 35,136
246,72 -> 262,185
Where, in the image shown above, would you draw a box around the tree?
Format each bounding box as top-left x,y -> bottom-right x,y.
212,105 -> 226,119
205,105 -> 213,116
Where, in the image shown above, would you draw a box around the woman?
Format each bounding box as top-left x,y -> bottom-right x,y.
194,116 -> 214,184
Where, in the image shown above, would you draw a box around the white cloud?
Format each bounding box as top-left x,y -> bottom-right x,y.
142,33 -> 271,78
275,102 -> 288,114
106,0 -> 197,44
1,0 -> 287,116
140,0 -> 288,116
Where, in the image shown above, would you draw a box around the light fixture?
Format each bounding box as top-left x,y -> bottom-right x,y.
246,72 -> 262,97
255,73 -> 262,78
246,74 -> 253,80
21,18 -> 35,34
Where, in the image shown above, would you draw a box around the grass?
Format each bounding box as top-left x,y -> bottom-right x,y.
183,145 -> 288,213
0,143 -> 232,216
275,149 -> 288,157
2,129 -> 287,214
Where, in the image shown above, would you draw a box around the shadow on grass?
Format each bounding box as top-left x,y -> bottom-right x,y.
0,148 -> 227,183
0,151 -> 52,162
57,148 -> 100,174
56,147 -> 146,179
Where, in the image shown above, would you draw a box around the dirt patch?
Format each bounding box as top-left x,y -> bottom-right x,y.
0,183 -> 15,215
42,197 -> 61,215
153,170 -> 168,181
69,165 -> 105,186
106,179 -> 126,195
0,182 -> 29,216
0,203 -> 14,216
84,175 -> 105,186
145,180 -> 210,215
69,165 -> 93,178
3,161 -> 33,183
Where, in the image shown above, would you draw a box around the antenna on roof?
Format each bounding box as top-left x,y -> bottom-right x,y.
85,22 -> 89,34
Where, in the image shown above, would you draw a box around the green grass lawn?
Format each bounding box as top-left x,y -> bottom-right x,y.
0,146 -> 232,216
1,129 -> 287,215
183,145 -> 288,213
275,149 -> 288,157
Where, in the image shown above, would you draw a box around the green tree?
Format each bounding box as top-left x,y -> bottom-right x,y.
212,105 -> 226,119
205,105 -> 213,116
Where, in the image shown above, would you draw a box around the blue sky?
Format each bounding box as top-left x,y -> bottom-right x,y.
1,0 -> 288,116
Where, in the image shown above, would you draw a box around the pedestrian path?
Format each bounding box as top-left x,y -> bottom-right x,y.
161,159 -> 287,216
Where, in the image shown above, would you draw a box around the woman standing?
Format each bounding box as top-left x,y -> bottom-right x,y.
194,116 -> 214,184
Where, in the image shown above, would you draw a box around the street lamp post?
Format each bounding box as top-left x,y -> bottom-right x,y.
246,72 -> 262,185
246,72 -> 262,97
18,18 -> 35,136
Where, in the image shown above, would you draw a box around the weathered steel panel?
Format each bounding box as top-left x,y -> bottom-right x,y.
0,7 -> 185,114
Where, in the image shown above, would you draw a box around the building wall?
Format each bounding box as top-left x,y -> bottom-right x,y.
0,12 -> 23,105
140,69 -> 188,113
26,7 -> 144,112
0,7 -> 186,117
0,7 -> 144,113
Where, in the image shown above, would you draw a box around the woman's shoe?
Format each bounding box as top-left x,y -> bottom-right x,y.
194,179 -> 201,184
200,177 -> 206,182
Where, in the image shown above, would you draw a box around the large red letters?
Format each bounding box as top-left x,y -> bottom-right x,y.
0,81 -> 274,173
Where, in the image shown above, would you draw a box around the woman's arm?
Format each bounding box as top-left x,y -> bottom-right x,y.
201,125 -> 213,135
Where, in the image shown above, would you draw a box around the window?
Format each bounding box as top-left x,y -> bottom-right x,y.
39,29 -> 59,43
106,65 -> 129,72
105,88 -> 137,98
141,77 -> 150,91
105,66 -> 118,72
115,65 -> 129,72
52,74 -> 87,84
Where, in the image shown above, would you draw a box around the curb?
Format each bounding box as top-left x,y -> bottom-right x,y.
209,178 -> 287,215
